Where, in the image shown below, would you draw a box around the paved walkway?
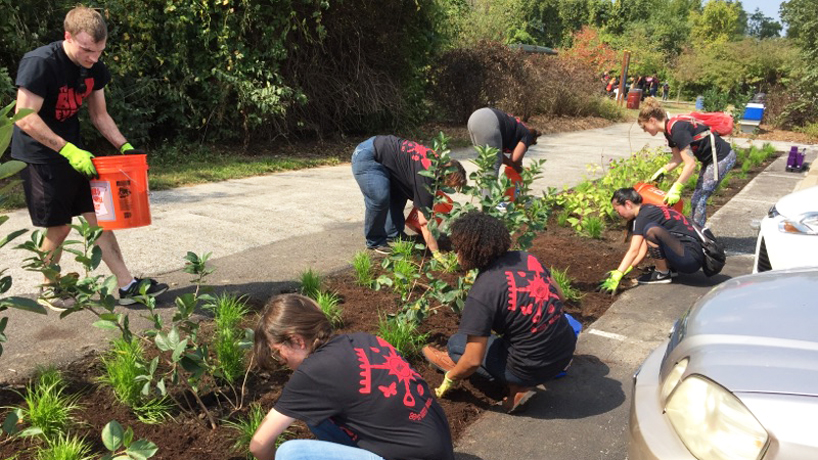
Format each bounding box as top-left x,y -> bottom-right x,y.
0,122 -> 813,459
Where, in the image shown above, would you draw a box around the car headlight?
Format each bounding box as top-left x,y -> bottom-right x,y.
660,358 -> 688,401
778,212 -> 818,235
665,375 -> 768,460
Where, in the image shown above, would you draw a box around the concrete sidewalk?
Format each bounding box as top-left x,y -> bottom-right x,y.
0,122 -> 813,459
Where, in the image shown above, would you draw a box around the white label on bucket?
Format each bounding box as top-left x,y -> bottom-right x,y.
90,180 -> 115,221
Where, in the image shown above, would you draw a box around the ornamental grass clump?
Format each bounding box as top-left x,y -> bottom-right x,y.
582,215 -> 605,239
377,315 -> 428,358
34,433 -> 93,460
98,339 -> 173,424
298,268 -> 322,299
550,267 -> 582,304
208,293 -> 251,386
226,404 -> 292,459
315,291 -> 344,328
8,367 -> 82,439
352,251 -> 374,288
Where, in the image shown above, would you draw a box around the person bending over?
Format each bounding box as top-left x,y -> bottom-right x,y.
351,135 -> 466,258
250,294 -> 454,460
599,188 -> 705,292
422,211 -> 576,414
467,107 -> 541,175
638,97 -> 736,227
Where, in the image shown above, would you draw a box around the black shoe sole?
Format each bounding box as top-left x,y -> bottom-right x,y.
119,285 -> 169,306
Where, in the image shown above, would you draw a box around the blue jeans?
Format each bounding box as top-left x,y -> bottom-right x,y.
351,137 -> 406,248
447,333 -> 535,386
275,420 -> 385,460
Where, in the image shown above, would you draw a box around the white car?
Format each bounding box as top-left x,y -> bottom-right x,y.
753,185 -> 818,272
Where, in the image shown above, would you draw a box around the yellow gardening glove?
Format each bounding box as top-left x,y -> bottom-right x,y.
435,372 -> 457,398
59,142 -> 97,179
597,269 -> 625,295
649,166 -> 667,183
664,182 -> 684,206
119,142 -> 145,155
432,250 -> 447,265
463,269 -> 477,285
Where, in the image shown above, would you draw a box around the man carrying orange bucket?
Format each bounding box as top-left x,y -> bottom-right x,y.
351,136 -> 466,259
11,6 -> 167,310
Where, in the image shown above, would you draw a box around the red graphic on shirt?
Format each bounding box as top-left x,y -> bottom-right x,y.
661,206 -> 694,231
400,140 -> 434,170
505,255 -> 563,334
55,77 -> 93,121
355,337 -> 428,419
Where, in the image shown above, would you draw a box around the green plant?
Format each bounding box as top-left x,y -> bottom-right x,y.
207,293 -> 251,386
682,199 -> 693,217
226,404 -> 292,459
100,420 -> 158,460
315,291 -> 343,328
582,215 -> 605,239
377,315 -> 428,358
390,240 -> 415,259
34,434 -> 93,460
550,267 -> 583,305
99,339 -> 173,424
4,367 -> 81,439
351,251 -> 374,288
299,268 -> 322,299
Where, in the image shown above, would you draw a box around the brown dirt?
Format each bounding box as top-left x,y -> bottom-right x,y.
732,124 -> 818,144
0,151 -> 778,460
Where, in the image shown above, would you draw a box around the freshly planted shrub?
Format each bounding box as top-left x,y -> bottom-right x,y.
226,404 -> 292,459
391,259 -> 419,300
377,315 -> 429,358
550,267 -> 583,305
390,240 -> 415,259
352,251 -> 374,287
315,291 -> 344,328
34,433 -> 93,460
299,269 -> 322,299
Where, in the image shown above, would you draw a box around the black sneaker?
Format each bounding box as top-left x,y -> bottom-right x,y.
637,270 -> 673,285
387,232 -> 410,243
367,244 -> 393,255
119,278 -> 169,306
643,265 -> 679,278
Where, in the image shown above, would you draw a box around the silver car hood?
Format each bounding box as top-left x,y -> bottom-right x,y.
665,268 -> 818,397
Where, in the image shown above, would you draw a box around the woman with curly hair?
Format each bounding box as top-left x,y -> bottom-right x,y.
422,211 -> 577,414
250,294 -> 454,460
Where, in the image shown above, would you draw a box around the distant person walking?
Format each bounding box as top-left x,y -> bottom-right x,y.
662,81 -> 670,101
351,135 -> 466,257
467,107 -> 541,175
11,6 -> 167,309
649,75 -> 659,97
638,98 -> 736,227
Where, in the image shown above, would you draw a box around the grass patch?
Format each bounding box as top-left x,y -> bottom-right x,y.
226,404 -> 292,459
377,315 -> 428,358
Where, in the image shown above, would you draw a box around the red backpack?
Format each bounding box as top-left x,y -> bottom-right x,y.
665,112 -> 734,180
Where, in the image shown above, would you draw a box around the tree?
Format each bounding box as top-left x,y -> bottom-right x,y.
689,0 -> 747,47
781,0 -> 818,58
747,8 -> 782,39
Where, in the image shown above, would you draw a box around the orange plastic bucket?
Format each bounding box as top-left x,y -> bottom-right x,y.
89,154 -> 151,230
503,166 -> 523,202
634,182 -> 683,213
405,191 -> 453,234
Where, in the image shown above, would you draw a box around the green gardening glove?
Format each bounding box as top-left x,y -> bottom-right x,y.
598,269 -> 625,295
59,142 -> 97,179
119,142 -> 145,155
664,182 -> 684,206
649,166 -> 667,183
434,372 -> 458,399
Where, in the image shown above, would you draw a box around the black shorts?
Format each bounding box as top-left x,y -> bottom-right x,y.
20,161 -> 94,227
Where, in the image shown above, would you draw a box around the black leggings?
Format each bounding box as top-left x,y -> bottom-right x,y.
643,223 -> 704,273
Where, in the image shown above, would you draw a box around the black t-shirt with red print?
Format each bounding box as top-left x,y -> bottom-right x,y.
632,204 -> 698,241
490,108 -> 535,153
664,119 -> 731,167
458,251 -> 577,383
275,333 -> 454,460
372,135 -> 437,217
11,41 -> 111,164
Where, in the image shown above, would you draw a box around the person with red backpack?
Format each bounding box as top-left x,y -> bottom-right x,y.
637,98 -> 736,227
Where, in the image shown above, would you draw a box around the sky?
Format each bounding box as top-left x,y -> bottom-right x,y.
739,0 -> 784,24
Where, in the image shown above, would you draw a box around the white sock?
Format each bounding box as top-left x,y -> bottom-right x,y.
122,278 -> 137,290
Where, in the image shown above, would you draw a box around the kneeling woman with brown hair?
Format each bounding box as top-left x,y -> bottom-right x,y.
250,294 -> 454,460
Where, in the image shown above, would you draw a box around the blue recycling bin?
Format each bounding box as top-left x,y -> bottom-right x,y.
695,95 -> 704,110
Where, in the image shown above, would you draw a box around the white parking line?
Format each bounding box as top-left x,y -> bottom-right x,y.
587,328 -> 627,342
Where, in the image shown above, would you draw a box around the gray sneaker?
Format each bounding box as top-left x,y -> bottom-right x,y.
119,278 -> 169,306
367,244 -> 393,255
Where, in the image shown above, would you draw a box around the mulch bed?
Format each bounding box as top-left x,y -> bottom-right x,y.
0,152 -> 779,460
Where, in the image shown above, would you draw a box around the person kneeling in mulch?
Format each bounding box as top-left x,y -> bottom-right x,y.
422,211 -> 577,414
599,188 -> 704,292
250,294 -> 454,460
